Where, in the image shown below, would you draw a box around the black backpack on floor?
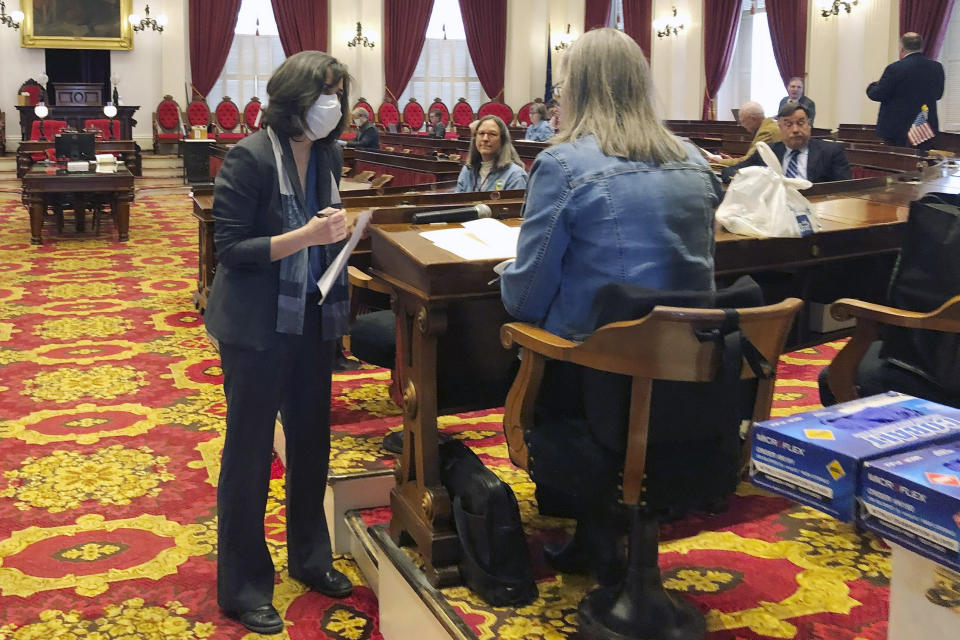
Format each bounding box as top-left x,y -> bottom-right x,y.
438,439 -> 538,607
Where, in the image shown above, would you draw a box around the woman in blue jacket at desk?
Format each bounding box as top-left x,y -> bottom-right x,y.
525,102 -> 554,141
455,115 -> 528,192
500,28 -> 720,586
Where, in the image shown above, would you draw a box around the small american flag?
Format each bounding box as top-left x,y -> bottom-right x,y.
907,104 -> 935,146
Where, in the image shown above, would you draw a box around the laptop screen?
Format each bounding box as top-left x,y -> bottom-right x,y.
55,133 -> 96,161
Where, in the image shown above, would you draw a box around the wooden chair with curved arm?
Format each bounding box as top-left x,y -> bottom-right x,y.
500,297 -> 802,640
826,295 -> 960,403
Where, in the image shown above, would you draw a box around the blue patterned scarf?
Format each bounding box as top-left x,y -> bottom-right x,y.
268,128 -> 310,335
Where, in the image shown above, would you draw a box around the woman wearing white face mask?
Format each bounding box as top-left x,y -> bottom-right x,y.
204,50 -> 354,635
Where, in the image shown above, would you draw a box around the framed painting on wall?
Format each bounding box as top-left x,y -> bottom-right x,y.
20,0 -> 134,50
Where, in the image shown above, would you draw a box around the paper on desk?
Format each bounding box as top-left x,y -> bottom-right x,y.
419,218 -> 520,260
95,153 -> 116,164
316,209 -> 372,302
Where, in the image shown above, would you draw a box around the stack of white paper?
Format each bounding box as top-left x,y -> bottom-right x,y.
95,153 -> 117,165
419,218 -> 520,261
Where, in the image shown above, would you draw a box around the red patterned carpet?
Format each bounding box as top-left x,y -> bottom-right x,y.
0,191 -> 889,639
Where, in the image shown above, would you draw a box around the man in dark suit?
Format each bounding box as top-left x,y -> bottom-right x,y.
721,103 -> 851,184
866,32 -> 945,148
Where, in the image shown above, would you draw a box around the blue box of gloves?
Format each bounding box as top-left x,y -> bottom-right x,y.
859,442 -> 960,572
750,392 -> 960,521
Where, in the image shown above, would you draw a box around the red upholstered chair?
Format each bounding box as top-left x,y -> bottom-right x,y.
402,98 -> 426,133
478,100 -> 514,125
18,79 -> 44,106
353,98 -> 375,122
377,101 -> 400,132
186,97 -> 211,130
84,119 -> 121,140
242,97 -> 263,132
427,98 -> 449,124
451,97 -> 475,128
213,96 -> 245,142
29,119 -> 67,161
515,99 -> 543,127
153,95 -> 184,155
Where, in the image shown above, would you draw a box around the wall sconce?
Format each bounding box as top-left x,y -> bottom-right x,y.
553,24 -> 574,52
818,0 -> 858,17
347,22 -> 375,48
129,4 -> 167,33
654,6 -> 685,38
0,1 -> 24,30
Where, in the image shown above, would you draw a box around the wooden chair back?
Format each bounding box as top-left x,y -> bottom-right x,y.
827,295 -> 960,402
500,298 -> 802,504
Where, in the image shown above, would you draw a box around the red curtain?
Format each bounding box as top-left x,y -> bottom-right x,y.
702,0 -> 741,119
767,0 -> 808,89
459,0 -> 507,101
900,0 -> 956,59
271,0 -> 328,57
384,0 -> 435,103
623,0 -> 652,60
189,0 -> 243,99
585,0 -> 613,31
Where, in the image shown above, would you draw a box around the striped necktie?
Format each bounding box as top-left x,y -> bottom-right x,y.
785,150 -> 799,178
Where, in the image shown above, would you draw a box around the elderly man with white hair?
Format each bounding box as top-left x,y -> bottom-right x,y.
706,101 -> 781,167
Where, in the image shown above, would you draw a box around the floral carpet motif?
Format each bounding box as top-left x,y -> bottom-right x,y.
0,191 -> 891,639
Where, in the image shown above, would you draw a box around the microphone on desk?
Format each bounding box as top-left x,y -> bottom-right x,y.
411,203 -> 493,225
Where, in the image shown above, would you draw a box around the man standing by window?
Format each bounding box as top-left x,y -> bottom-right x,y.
867,32 -> 945,148
778,77 -> 816,125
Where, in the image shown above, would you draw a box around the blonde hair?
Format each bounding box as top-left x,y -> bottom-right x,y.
467,115 -> 524,172
553,28 -> 685,164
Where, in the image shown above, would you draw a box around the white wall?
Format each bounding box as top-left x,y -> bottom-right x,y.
649,0 -> 704,119
807,0 -> 900,130
330,0 -> 383,106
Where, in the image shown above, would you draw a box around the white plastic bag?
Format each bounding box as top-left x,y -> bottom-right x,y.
715,141 -> 820,238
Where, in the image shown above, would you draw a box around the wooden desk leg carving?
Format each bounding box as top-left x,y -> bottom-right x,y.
74,193 -> 86,232
388,292 -> 461,587
27,192 -> 45,245
116,188 -> 133,242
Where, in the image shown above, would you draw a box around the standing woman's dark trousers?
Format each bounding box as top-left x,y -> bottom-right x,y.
217,295 -> 335,612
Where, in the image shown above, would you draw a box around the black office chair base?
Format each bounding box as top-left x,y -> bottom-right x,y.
578,573 -> 705,640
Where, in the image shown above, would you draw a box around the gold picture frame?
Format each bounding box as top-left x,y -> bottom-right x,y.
20,0 -> 134,50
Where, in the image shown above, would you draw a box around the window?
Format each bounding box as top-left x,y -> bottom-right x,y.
398,0 -> 486,113
206,0 -> 285,110
608,0 -> 624,30
938,2 -> 960,132
715,0 -> 784,122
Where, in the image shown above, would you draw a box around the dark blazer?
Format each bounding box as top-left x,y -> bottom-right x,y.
204,128 -> 344,350
778,95 -> 816,123
429,121 -> 446,138
721,138 -> 851,184
345,121 -> 380,149
867,52 -> 945,143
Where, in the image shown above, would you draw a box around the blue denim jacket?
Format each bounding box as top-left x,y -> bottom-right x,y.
500,135 -> 720,339
525,120 -> 554,142
455,163 -> 528,192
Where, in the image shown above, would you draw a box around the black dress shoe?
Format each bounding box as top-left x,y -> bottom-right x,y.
225,604 -> 284,635
293,568 -> 354,598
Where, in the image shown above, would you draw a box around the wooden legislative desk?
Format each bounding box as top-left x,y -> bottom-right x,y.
16,140 -> 142,178
22,163 -> 135,244
191,189 -> 216,310
352,150 -> 462,187
370,164 -> 960,586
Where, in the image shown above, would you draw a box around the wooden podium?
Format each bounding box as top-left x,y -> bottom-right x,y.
368,204 -> 523,586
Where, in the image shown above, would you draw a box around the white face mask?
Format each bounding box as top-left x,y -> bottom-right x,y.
303,93 -> 341,140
